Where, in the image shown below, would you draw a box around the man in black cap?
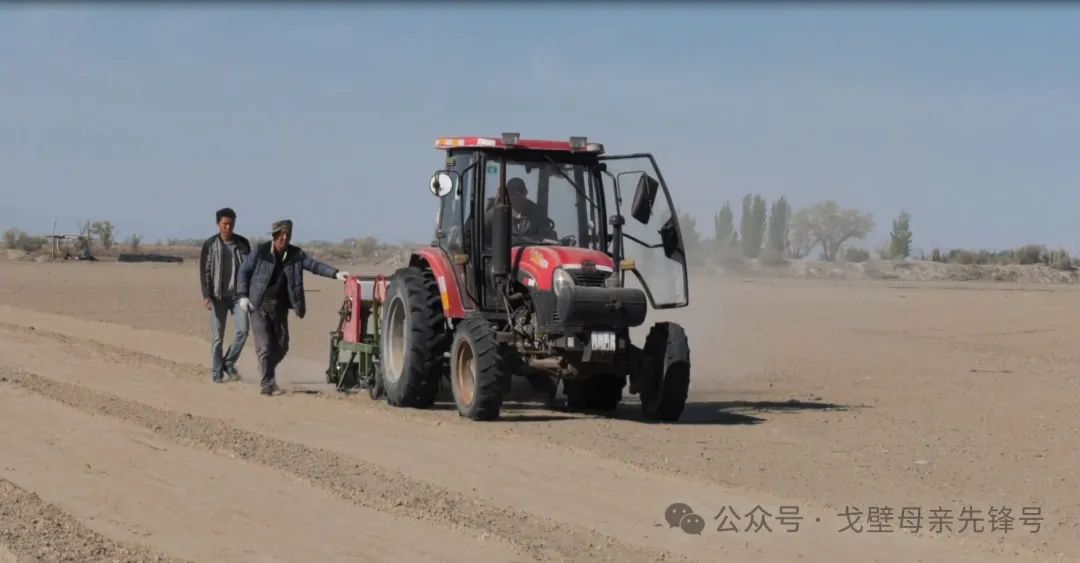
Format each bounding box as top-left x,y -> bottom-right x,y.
236,219 -> 350,396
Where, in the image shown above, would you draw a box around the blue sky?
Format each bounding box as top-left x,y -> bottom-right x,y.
2,4 -> 1080,255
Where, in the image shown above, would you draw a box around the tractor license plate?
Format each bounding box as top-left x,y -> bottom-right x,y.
589,331 -> 616,353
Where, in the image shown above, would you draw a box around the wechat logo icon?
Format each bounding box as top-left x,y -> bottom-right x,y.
665,502 -> 705,535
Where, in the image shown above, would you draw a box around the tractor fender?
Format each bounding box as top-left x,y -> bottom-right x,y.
409,248 -> 469,318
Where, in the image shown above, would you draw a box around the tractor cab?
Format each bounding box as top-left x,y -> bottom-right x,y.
429,133 -> 690,316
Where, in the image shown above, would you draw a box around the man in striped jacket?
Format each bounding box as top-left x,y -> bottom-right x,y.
199,207 -> 252,383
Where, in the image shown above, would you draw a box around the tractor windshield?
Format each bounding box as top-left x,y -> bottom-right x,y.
481,155 -> 603,249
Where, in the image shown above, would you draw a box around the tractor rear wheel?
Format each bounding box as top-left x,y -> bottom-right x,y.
378,266 -> 448,408
449,319 -> 509,420
563,374 -> 626,412
639,322 -> 691,422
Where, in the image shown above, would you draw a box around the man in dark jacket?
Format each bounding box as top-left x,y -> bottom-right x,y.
199,207 -> 252,383
479,177 -> 554,245
237,219 -> 350,396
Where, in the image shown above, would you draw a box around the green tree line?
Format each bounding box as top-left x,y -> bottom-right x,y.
675,197 -> 1071,269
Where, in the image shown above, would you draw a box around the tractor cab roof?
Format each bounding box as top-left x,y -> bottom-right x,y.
434,133 -> 605,155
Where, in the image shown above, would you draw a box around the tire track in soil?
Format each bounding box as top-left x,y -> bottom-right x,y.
0,320 -> 1053,562
0,323 -> 208,380
0,369 -> 685,563
0,478 -> 185,563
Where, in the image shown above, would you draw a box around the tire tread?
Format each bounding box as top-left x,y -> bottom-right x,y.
381,266 -> 449,408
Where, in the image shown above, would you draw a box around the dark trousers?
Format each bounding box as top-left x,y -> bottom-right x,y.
251,302 -> 290,392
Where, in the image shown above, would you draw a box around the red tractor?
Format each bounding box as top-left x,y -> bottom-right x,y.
336,133 -> 691,422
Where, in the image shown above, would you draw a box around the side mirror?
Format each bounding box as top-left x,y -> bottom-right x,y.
659,214 -> 684,261
628,173 -> 659,224
429,170 -> 457,197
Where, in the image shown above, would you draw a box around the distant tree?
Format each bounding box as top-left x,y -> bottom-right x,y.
3,229 -> 45,252
767,197 -> 791,255
713,202 -> 736,260
1050,248 -> 1074,270
3,228 -> 24,249
128,234 -> 141,252
739,194 -> 766,259
90,221 -> 115,250
678,211 -> 702,263
1016,244 -> 1047,265
751,195 -> 766,257
948,249 -> 979,265
845,247 -> 871,263
357,236 -> 380,258
740,195 -> 753,257
790,201 -> 874,262
887,211 -> 913,259
788,209 -> 815,259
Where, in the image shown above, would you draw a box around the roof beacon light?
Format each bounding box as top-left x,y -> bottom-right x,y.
502,132 -> 520,146
569,136 -> 588,150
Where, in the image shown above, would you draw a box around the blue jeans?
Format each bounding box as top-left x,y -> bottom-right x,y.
210,296 -> 250,380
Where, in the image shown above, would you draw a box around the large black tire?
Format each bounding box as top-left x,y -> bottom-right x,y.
563,374 -> 626,412
378,267 -> 449,408
449,319 -> 510,420
639,322 -> 691,422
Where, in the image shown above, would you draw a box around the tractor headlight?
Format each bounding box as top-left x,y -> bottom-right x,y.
552,268 -> 575,296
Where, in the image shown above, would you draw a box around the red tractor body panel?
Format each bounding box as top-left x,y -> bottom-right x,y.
512,246 -> 615,291
413,245 -> 616,319
413,247 -> 471,318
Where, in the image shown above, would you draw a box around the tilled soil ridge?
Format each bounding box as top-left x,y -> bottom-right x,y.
0,368 -> 684,563
0,478 -> 185,563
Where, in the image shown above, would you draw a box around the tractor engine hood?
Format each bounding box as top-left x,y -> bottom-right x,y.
511,246 -> 615,292
513,246 -> 648,331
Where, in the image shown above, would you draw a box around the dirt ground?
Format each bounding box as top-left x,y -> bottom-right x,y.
1,259 -> 1078,562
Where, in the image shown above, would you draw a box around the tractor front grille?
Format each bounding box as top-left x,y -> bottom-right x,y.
571,269 -> 609,287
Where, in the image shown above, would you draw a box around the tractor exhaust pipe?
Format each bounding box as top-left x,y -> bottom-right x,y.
491,160 -> 512,278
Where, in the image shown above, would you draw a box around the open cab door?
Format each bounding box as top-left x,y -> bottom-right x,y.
599,154 -> 689,309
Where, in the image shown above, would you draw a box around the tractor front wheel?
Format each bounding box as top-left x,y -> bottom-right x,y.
378,267 -> 448,408
449,319 -> 509,421
639,322 -> 691,422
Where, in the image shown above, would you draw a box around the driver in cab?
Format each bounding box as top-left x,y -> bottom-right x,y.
482,177 -> 553,241
507,178 -> 544,227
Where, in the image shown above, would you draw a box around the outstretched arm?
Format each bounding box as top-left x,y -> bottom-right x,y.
301,251 -> 340,279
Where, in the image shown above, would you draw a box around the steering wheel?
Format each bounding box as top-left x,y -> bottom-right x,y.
514,216 -> 555,233
513,217 -> 560,245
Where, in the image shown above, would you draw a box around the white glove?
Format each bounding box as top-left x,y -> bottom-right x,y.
335,271 -> 350,281
239,297 -> 253,312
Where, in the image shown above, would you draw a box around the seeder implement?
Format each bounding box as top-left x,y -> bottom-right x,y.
325,274 -> 389,399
